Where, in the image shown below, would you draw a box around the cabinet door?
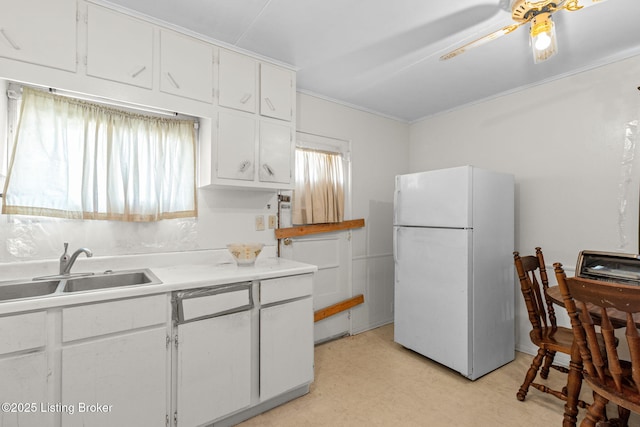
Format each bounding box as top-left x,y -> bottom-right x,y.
216,111 -> 256,181
0,311 -> 51,427
260,297 -> 314,401
160,30 -> 213,103
0,352 -> 52,427
260,63 -> 293,122
176,311 -> 251,426
61,328 -> 168,427
218,49 -> 256,113
87,5 -> 153,88
259,121 -> 292,184
0,0 -> 76,71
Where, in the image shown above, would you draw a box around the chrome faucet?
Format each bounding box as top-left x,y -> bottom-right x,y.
59,242 -> 93,275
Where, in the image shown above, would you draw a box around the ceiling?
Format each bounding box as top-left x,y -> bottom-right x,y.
101,0 -> 640,122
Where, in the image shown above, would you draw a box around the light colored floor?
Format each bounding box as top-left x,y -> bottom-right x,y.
238,324 -> 639,427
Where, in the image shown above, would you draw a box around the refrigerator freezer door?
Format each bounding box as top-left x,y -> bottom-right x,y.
394,166 -> 472,228
394,226 -> 472,377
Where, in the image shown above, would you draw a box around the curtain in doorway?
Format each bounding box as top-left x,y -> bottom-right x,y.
292,148 -> 344,224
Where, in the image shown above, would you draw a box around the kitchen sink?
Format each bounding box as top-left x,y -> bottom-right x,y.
0,280 -> 61,302
0,269 -> 162,303
62,269 -> 161,293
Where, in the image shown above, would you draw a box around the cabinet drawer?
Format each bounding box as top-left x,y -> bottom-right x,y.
175,284 -> 252,323
62,294 -> 167,342
0,311 -> 46,354
260,274 -> 312,305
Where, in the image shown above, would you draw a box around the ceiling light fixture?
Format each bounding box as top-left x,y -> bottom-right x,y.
530,12 -> 558,63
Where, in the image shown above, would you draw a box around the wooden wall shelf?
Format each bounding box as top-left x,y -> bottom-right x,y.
314,294 -> 365,323
274,218 -> 365,239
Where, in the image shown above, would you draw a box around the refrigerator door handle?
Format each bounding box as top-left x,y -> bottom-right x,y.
393,176 -> 400,224
393,227 -> 398,263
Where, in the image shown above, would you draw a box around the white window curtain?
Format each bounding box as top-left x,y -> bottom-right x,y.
292,148 -> 344,224
2,87 -> 197,222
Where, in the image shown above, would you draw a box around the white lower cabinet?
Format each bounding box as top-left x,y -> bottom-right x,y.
176,310 -> 252,426
172,274 -> 314,426
61,328 -> 168,427
260,297 -> 314,401
60,295 -> 169,427
259,274 -> 314,402
0,271 -> 313,427
0,311 -> 51,427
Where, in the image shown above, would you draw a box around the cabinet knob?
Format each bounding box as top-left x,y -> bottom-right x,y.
283,238 -> 292,246
240,93 -> 252,104
239,160 -> 252,173
0,29 -> 20,50
166,72 -> 180,89
262,164 -> 275,176
131,66 -> 147,78
264,97 -> 276,111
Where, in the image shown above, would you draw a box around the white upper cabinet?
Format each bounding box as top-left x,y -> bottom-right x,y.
87,4 -> 153,89
216,111 -> 256,182
218,49 -> 257,113
160,30 -> 213,103
211,112 -> 294,189
259,121 -> 292,184
0,0 -> 76,71
260,63 -> 293,122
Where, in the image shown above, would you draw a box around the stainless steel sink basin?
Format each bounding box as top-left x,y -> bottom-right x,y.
62,269 -> 161,293
0,280 -> 61,302
0,269 -> 162,303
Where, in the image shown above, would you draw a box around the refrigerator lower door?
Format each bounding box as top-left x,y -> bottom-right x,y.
394,226 -> 472,377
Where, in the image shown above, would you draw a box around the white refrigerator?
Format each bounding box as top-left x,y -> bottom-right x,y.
393,165 -> 514,380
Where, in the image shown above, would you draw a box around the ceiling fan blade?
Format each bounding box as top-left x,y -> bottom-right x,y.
440,22 -> 527,61
562,0 -> 608,11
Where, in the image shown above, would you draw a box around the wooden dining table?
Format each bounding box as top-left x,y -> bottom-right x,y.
545,285 -> 640,427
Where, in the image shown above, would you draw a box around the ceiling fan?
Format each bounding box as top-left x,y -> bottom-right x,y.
440,0 -> 608,63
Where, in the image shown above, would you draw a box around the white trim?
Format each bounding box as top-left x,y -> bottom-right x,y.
296,131 -> 350,156
297,89 -> 409,123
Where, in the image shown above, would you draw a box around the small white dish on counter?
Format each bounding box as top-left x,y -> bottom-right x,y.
226,243 -> 264,266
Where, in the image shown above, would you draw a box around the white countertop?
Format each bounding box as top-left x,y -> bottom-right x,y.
0,250 -> 317,315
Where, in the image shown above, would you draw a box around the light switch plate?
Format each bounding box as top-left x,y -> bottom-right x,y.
255,215 -> 265,231
268,215 -> 277,229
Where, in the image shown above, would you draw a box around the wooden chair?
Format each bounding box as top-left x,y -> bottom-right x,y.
554,263 -> 636,427
514,248 -> 574,403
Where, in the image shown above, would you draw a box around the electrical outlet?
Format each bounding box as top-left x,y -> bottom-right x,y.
268,215 -> 277,229
255,215 -> 265,231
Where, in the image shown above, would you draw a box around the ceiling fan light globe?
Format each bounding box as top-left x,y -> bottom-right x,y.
530,12 -> 558,63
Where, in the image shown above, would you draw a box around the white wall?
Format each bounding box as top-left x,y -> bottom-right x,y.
296,93 -> 410,333
409,54 -> 640,355
0,186 -> 279,262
